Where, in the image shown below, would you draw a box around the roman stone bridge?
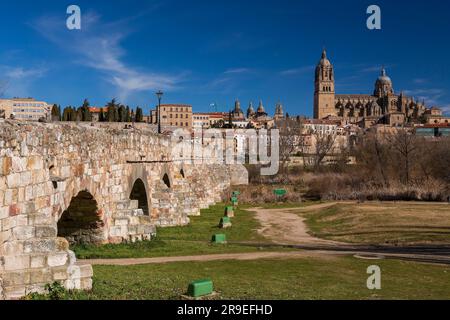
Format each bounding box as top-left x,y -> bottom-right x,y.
0,121 -> 247,299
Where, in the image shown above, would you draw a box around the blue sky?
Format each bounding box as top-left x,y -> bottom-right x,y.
0,0 -> 449,116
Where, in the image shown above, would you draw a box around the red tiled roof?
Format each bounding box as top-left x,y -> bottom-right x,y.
89,107 -> 108,113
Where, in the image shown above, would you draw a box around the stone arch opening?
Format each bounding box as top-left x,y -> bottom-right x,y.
163,174 -> 171,188
57,190 -> 104,245
130,178 -> 149,216
180,169 -> 185,178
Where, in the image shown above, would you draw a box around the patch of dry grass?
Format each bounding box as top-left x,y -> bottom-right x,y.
301,202 -> 450,245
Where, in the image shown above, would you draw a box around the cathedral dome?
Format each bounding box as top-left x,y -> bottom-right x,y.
374,67 -> 394,97
377,68 -> 392,85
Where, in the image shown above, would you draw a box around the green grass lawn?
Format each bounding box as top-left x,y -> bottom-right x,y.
36,256 -> 450,300
300,202 -> 450,245
72,204 -> 274,259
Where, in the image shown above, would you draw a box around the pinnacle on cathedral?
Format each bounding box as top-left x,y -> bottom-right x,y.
319,48 -> 332,67
247,102 -> 255,118
257,100 -> 265,113
275,102 -> 283,116
234,99 -> 241,112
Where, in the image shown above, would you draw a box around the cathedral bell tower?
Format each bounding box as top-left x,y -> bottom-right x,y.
314,49 -> 336,119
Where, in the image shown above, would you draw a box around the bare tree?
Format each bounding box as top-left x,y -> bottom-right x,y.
355,132 -> 390,187
276,117 -> 304,181
387,130 -> 418,186
312,132 -> 336,169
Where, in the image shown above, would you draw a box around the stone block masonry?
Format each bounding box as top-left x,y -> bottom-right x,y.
0,120 -> 247,299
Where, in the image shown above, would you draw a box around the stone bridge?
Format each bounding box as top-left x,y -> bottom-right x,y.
0,121 -> 247,299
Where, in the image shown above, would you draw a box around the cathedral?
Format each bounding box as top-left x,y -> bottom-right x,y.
228,99 -> 284,129
313,49 -> 438,128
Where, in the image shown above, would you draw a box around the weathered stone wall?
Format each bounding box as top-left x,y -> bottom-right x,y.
0,120 -> 245,299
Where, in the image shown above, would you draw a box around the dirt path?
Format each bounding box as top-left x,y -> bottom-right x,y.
77,251 -> 336,266
250,203 -> 343,246
77,249 -> 450,267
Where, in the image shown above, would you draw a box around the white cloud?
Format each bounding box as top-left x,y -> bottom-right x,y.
403,88 -> 447,106
404,88 -> 445,96
280,65 -> 315,76
31,11 -> 183,103
441,104 -> 450,115
3,66 -> 47,79
0,65 -> 48,98
413,78 -> 428,84
224,68 -> 251,74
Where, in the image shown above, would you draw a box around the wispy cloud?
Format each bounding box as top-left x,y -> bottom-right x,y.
31,10 -> 184,103
413,78 -> 428,84
280,65 -> 314,76
403,88 -> 447,105
0,65 -> 48,97
360,65 -> 382,73
224,68 -> 251,74
205,67 -> 256,95
442,104 -> 450,115
2,66 -> 47,79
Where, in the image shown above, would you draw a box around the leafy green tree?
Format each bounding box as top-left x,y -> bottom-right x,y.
77,99 -> 92,121
126,106 -> 131,122
99,108 -> 106,122
106,99 -> 117,122
62,106 -> 76,121
135,107 -> 144,123
75,108 -> 82,122
79,99 -> 92,122
118,105 -> 126,122
51,104 -> 61,121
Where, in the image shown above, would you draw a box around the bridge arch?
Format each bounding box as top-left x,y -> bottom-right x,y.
130,178 -> 150,216
57,189 -> 105,245
127,164 -> 152,216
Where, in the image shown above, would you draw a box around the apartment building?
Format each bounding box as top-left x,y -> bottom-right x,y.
150,104 -> 193,130
0,98 -> 51,121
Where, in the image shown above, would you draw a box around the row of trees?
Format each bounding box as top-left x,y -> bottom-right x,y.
51,99 -> 145,123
